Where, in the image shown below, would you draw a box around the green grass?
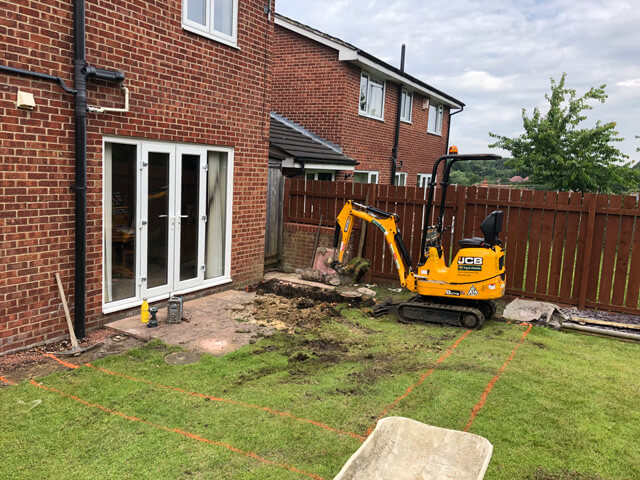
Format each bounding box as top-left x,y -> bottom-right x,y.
1,310 -> 639,480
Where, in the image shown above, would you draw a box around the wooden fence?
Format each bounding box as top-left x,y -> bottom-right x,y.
283,178 -> 640,315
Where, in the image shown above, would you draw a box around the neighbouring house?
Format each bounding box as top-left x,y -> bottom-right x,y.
272,14 -> 464,187
0,0 -> 273,354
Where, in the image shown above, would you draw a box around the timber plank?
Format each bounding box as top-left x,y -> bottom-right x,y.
547,191 -> 570,297
559,193 -> 581,300
525,190 -> 545,293
598,196 -> 622,305
611,196 -> 637,305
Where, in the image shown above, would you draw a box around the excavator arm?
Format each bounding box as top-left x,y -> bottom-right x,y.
333,200 -> 415,289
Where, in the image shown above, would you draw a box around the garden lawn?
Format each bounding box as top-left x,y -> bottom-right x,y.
1,306 -> 638,480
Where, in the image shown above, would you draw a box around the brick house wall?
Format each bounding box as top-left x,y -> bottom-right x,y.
0,0 -> 273,354
272,24 -> 451,186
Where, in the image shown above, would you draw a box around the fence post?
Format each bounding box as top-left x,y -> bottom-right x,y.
578,193 -> 596,309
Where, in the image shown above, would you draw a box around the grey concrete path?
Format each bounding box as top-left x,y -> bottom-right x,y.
106,290 -> 272,356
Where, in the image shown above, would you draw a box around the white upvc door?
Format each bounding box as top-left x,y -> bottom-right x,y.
174,146 -> 208,291
140,142 -> 176,299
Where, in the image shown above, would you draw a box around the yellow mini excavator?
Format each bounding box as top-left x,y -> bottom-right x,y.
333,148 -> 506,329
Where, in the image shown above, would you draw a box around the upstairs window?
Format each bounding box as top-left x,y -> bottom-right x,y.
428,103 -> 444,135
359,73 -> 385,120
400,89 -> 412,123
183,0 -> 238,46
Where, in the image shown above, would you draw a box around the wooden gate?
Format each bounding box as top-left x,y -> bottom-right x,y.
265,158 -> 284,266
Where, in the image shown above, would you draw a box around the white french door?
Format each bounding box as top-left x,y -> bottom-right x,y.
104,139 -> 232,311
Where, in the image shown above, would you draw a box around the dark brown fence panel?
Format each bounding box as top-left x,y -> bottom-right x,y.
625,211 -> 640,309
283,179 -> 640,316
535,191 -> 557,296
525,190 -> 545,293
598,195 -> 622,306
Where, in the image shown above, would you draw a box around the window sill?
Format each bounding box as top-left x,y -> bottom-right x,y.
358,111 -> 385,123
401,119 -> 412,124
427,131 -> 442,137
182,24 -> 240,50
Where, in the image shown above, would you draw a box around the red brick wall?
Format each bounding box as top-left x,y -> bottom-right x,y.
281,222 -> 357,272
272,25 -> 451,186
0,0 -> 273,354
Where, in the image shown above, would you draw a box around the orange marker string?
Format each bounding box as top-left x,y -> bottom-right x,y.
83,363 -> 365,441
365,329 -> 472,436
29,380 -> 326,480
39,350 -> 363,441
464,323 -> 532,432
0,375 -> 16,386
42,352 -> 80,370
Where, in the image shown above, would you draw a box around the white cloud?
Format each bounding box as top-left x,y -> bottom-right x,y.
275,0 -> 640,162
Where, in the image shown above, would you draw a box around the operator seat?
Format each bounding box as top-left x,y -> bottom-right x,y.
458,211 -> 503,248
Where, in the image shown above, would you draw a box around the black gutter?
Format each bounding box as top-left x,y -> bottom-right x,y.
0,65 -> 76,94
390,44 -> 405,186
445,105 -> 464,151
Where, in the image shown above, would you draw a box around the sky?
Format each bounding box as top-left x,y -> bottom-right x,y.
274,0 -> 640,164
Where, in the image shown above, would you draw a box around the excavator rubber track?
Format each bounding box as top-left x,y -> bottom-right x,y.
396,296 -> 486,329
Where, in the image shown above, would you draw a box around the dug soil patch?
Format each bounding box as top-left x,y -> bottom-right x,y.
234,293 -> 340,332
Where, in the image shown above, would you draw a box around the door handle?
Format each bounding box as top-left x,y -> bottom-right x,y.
178,215 -> 189,218
158,215 -> 169,218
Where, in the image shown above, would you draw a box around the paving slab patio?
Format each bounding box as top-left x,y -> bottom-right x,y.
106,289 -> 273,355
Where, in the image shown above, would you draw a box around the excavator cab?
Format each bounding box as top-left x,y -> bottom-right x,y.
333,147 -> 506,329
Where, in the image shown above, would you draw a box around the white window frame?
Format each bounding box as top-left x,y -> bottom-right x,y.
353,170 -> 379,184
417,173 -> 433,188
400,89 -> 412,123
359,72 -> 385,121
428,103 -> 444,135
102,137 -> 234,314
394,172 -> 407,186
305,170 -> 335,181
182,0 -> 239,48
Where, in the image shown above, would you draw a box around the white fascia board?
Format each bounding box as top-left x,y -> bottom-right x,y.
351,56 -> 462,109
281,157 -> 300,168
305,162 -> 355,172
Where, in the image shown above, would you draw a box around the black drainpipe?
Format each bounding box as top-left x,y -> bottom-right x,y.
73,0 -> 124,338
73,0 -> 88,338
2,1 -> 123,340
390,44 -> 405,186
445,105 -> 464,151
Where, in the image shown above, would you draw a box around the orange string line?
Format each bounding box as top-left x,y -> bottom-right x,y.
0,375 -> 16,386
40,351 -> 364,441
42,352 -> 80,370
365,329 -> 472,436
29,380 -> 326,480
464,323 -> 532,432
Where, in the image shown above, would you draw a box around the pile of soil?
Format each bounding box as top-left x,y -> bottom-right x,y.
238,294 -> 340,333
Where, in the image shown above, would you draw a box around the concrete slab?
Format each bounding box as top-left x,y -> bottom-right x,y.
106,289 -> 272,356
334,417 -> 493,480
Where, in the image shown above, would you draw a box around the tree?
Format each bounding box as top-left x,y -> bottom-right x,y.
489,74 -> 640,193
